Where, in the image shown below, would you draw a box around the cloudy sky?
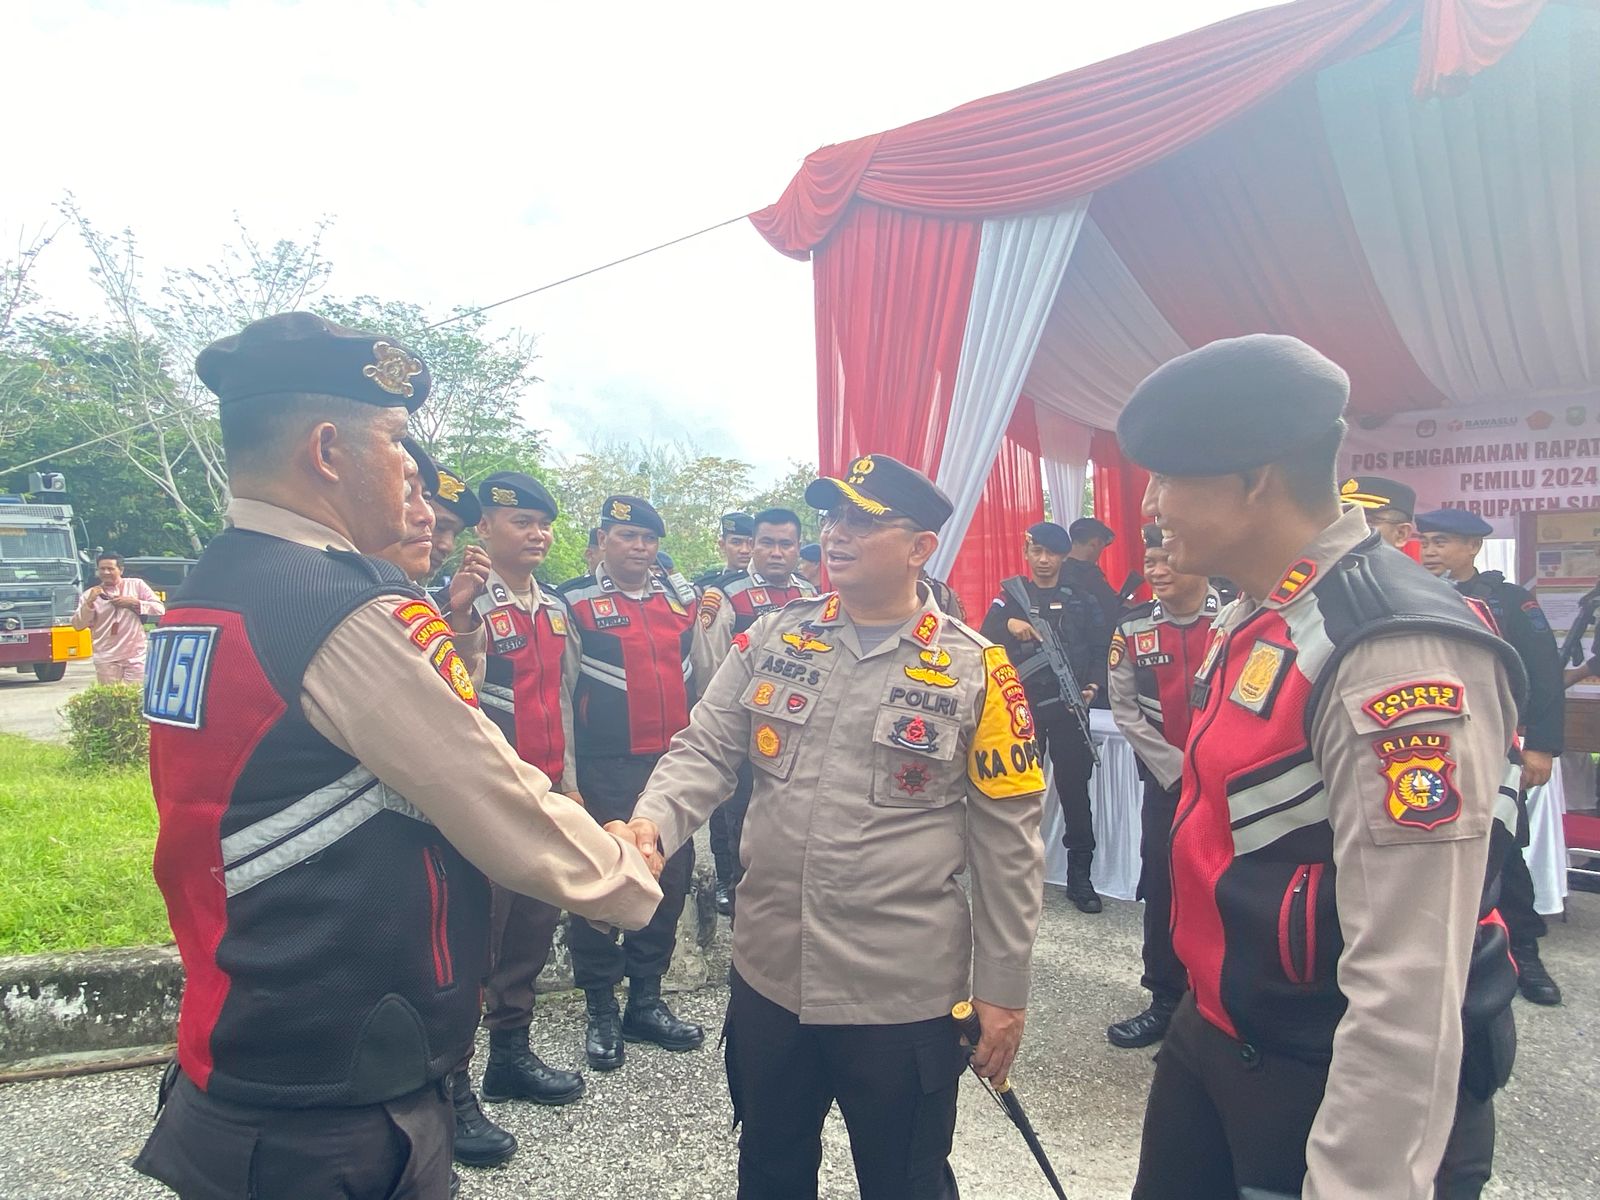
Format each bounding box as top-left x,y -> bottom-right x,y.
3,0 -> 1265,480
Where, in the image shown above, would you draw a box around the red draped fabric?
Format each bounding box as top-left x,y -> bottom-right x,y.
1417,0 -> 1547,93
1091,80 -> 1445,417
1090,430 -> 1151,602
947,399 -> 1045,615
811,202 -> 980,475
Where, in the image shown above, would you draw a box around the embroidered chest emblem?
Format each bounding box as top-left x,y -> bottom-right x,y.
755,724 -> 782,757
894,763 -> 930,796
1134,630 -> 1158,657
888,715 -> 940,754
904,646 -> 957,689
752,681 -> 777,707
1228,640 -> 1290,717
488,609 -> 515,640
781,625 -> 832,660
364,341 -> 424,397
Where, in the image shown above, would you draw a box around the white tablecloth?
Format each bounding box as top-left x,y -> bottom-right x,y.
1042,709 -> 1574,913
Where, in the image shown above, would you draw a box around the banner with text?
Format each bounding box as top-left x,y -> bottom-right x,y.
1343,396 -> 1600,537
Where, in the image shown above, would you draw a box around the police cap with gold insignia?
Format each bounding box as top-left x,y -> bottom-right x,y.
401,437 -> 440,499
196,311 -> 431,412
478,471 -> 558,518
1025,522 -> 1071,553
601,494 -> 665,536
804,453 -> 953,532
430,460 -> 481,526
1117,334 -> 1349,476
1415,508 -> 1493,537
720,512 -> 754,537
1340,475 -> 1416,518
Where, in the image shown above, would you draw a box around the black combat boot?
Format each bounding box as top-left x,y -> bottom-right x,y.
481,1027 -> 585,1105
622,976 -> 705,1052
1107,993 -> 1179,1049
450,1070 -> 517,1168
1512,940 -> 1562,1005
584,987 -> 626,1071
715,883 -> 733,916
1065,849 -> 1103,914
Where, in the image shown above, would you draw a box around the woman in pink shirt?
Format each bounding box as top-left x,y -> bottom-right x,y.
72,552 -> 165,683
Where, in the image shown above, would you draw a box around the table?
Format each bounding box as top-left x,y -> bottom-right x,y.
1041,709 -> 1573,913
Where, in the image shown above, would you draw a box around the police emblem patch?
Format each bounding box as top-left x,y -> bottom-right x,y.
593,597 -> 617,618
364,341 -> 424,397
888,715 -> 940,754
488,609 -> 515,640
429,639 -> 477,706
749,588 -> 771,608
755,724 -> 782,757
988,659 -> 1034,740
1134,630 -> 1158,657
143,625 -> 218,729
490,486 -> 517,506
1361,681 -> 1463,728
1108,632 -> 1126,669
894,763 -> 929,796
1379,746 -> 1461,830
1228,640 -> 1291,717
752,681 -> 776,708
546,609 -> 568,637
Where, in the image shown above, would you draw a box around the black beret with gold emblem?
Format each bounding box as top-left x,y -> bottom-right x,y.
600,494 -> 665,537
805,453 -> 953,532
431,461 -> 481,526
195,311 -> 431,411
1117,334 -> 1349,476
478,471 -> 558,519
720,512 -> 755,537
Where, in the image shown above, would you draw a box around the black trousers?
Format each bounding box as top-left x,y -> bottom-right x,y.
568,754 -> 693,989
1035,702 -> 1096,853
723,971 -> 964,1200
133,1069 -> 452,1199
483,885 -> 560,1031
1137,779 -> 1186,1003
1436,1086 -> 1496,1199
1132,994 -> 1328,1199
1498,841 -> 1546,945
710,762 -> 755,888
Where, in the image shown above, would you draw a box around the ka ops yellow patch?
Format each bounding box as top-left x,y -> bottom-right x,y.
968,646 -> 1046,799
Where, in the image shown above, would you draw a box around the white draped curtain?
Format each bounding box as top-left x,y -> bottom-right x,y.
926,202 -> 1089,578
1036,405 -> 1094,522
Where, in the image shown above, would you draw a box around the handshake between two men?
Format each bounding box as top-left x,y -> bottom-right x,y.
606,816 -> 666,880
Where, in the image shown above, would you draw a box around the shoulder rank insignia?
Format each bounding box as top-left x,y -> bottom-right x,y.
1377,737 -> 1461,830
912,612 -> 939,646
1268,559 -> 1316,605
821,593 -> 841,622
1362,681 -> 1463,728
1228,640 -> 1291,718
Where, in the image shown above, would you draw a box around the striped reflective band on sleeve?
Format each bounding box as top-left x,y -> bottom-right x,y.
480,682 -> 516,713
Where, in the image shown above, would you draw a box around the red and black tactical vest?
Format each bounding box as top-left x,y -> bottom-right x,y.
472,578 -> 571,782
1171,536 -> 1524,1062
143,530 -> 489,1107
559,570 -> 696,758
1113,591 -> 1219,767
706,570 -> 815,636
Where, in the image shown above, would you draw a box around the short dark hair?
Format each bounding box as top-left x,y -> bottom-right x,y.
218,391 -> 378,475
1277,420 -> 1348,511
96,551 -> 125,567
752,507 -> 803,538
1069,517 -> 1114,545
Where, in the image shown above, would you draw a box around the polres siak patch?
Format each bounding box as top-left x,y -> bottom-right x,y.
1362,681 -> 1463,728
988,658 -> 1035,740
1377,741 -> 1461,831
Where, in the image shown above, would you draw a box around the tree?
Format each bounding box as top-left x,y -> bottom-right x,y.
0,227 -> 58,450
744,460 -> 820,541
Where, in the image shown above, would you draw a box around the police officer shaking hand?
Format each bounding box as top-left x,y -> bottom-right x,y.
134,314 -> 662,1200
616,454 -> 1046,1200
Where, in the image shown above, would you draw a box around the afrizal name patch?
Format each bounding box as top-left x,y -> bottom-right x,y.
1362,681 -> 1463,728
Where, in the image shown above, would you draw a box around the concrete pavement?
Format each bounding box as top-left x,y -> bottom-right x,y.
0,660 -> 94,743
0,887 -> 1594,1198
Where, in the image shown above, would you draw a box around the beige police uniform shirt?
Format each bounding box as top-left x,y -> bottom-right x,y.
636,588 -> 1046,1024
1221,505 -> 1519,1200
477,568 -> 579,792
225,498 -> 661,929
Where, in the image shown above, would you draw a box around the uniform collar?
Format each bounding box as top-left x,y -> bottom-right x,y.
1152,586 -> 1221,625
596,560 -> 664,599
484,567 -> 543,612
226,497 -> 358,554
814,583 -> 943,659
1253,505 -> 1373,612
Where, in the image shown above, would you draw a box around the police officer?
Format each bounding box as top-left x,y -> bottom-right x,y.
1340,475 -> 1416,549
981,520 -> 1111,912
797,541 -> 823,589
1063,516 -> 1124,624
425,458 -> 483,586
1417,507 -> 1565,1007
1118,334 -> 1523,1199
1105,524 -> 1220,1049
697,507 -> 816,914
693,511 -> 755,591
623,453 -> 1046,1200
133,313 -> 662,1200
560,496 -> 705,1070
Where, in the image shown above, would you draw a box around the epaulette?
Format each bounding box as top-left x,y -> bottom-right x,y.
1118,598 -> 1157,628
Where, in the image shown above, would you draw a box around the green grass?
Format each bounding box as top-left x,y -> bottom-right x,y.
0,734 -> 170,955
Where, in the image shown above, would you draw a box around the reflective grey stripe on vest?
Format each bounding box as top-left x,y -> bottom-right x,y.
220,765 -> 429,897
580,658 -> 628,690
480,682 -> 516,713
1228,757 -> 1327,856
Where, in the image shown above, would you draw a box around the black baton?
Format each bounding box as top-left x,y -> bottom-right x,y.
952,1000 -> 1070,1200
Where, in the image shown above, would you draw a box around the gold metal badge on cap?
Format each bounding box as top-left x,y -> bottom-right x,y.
848,456 -> 875,482
490,486 -> 517,506
610,499 -> 632,521
436,473 -> 466,502
364,341 -> 424,398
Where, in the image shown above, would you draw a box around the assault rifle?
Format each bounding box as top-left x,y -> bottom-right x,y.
1001,576 -> 1099,766
1559,581 -> 1600,668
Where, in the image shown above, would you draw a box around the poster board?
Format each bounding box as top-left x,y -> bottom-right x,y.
1518,509 -> 1600,751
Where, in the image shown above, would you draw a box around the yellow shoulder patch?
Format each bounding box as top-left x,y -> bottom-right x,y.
968,645 -> 1045,799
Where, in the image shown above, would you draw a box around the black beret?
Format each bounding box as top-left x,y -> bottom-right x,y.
720,512 -> 755,537
798,542 -> 821,563
1339,475 -> 1416,518
804,453 -> 953,532
196,312 -> 431,411
1068,517 -> 1114,544
401,437 -> 439,499
586,527 -> 601,549
1415,508 -> 1493,537
656,550 -> 676,572
478,471 -> 559,519
1025,522 -> 1071,553
601,494 -> 665,537
1117,334 -> 1349,475
430,461 -> 480,526
1142,523 -> 1164,549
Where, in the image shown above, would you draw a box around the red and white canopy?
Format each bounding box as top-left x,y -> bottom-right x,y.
753,0 -> 1597,606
